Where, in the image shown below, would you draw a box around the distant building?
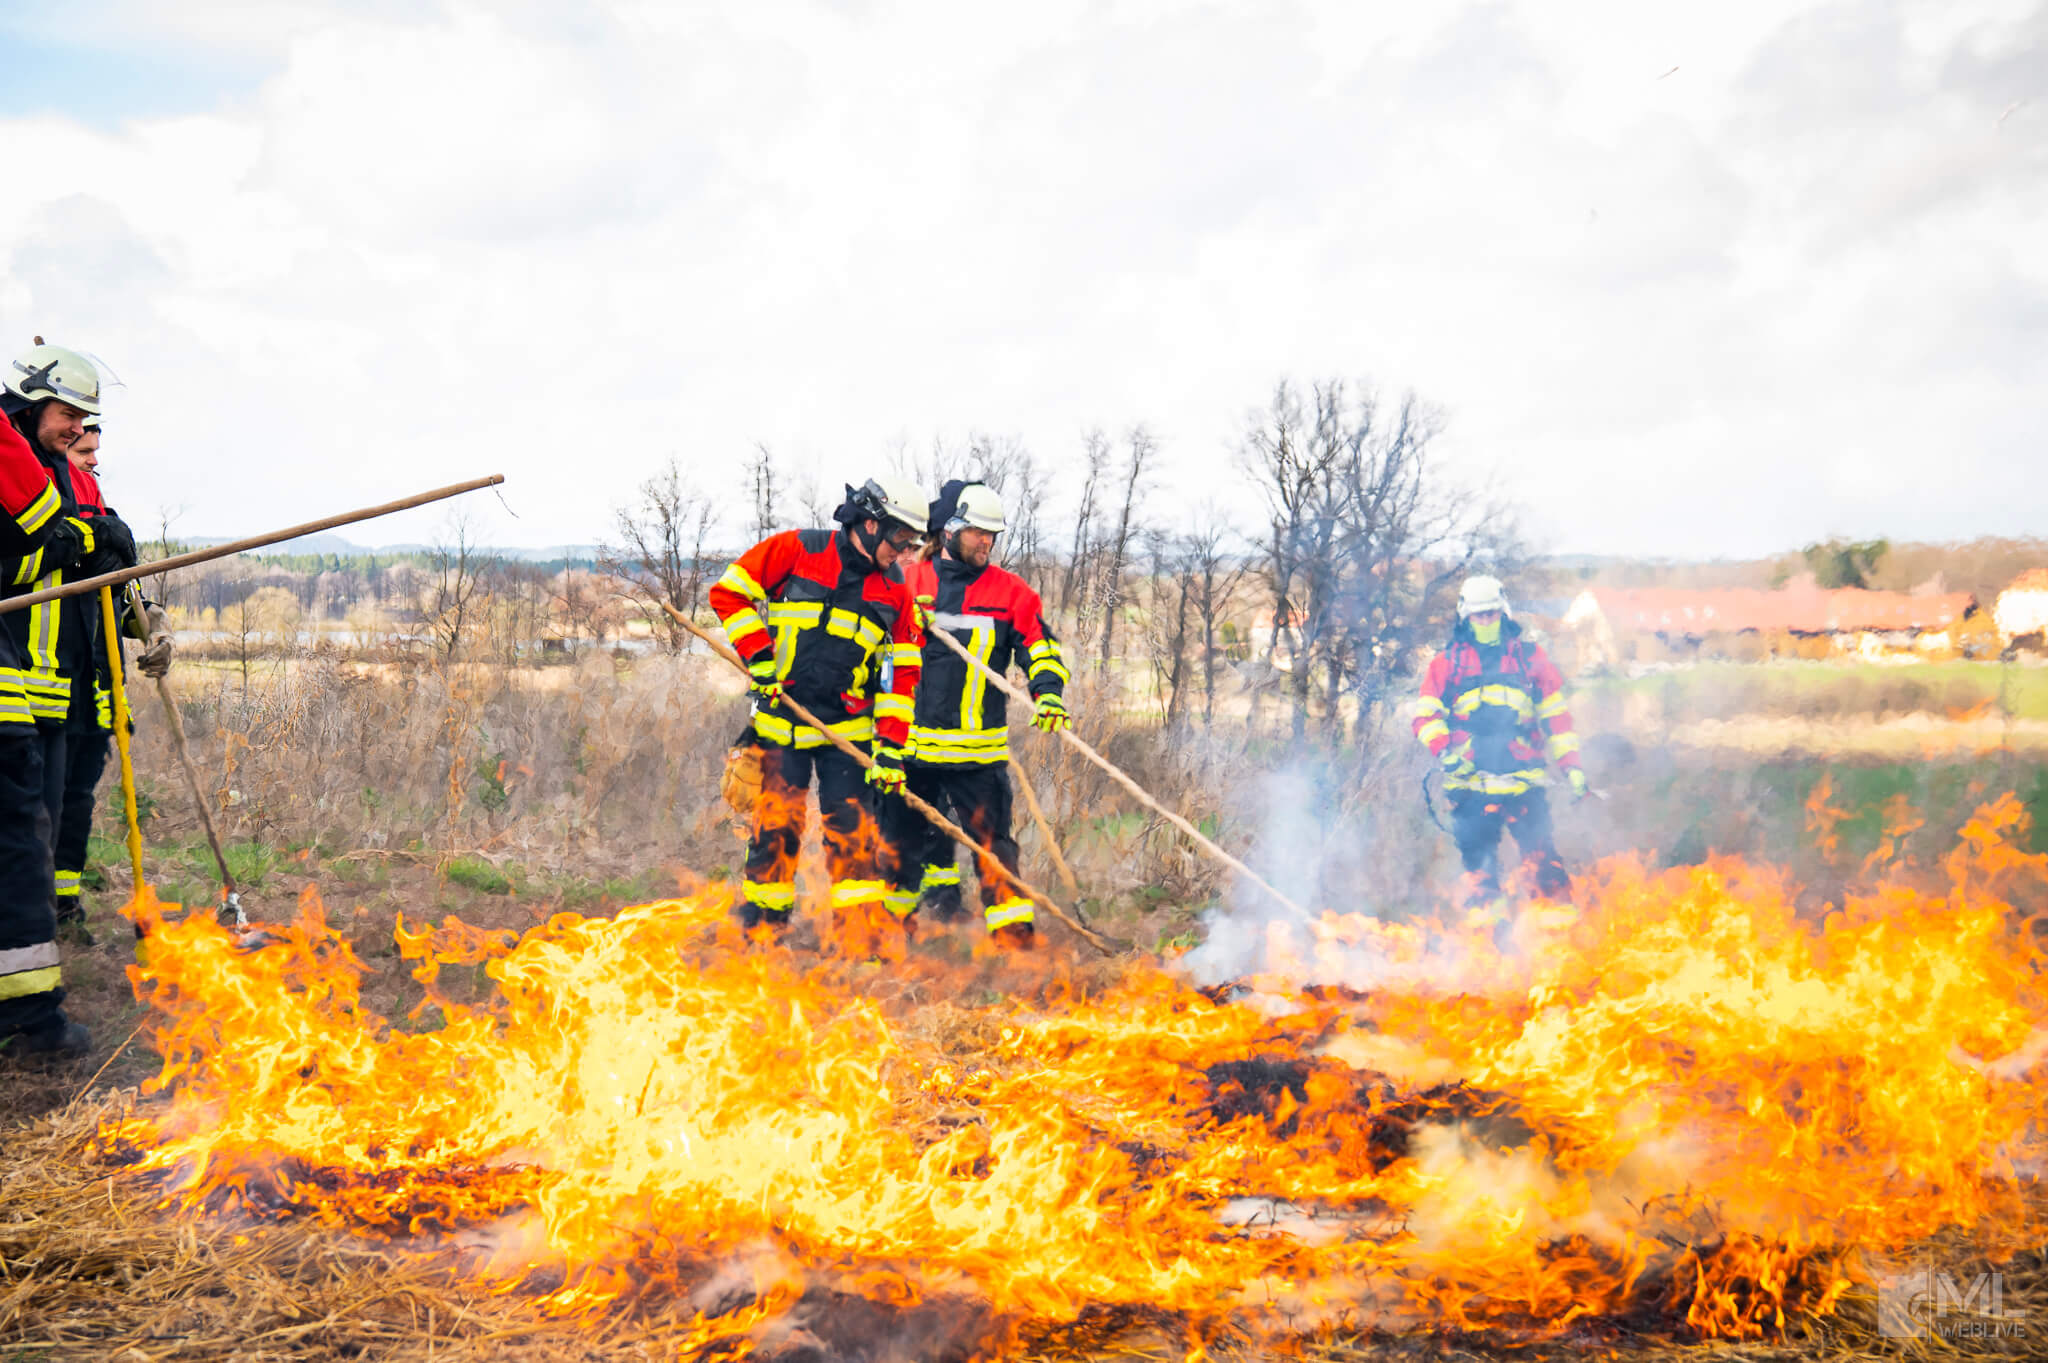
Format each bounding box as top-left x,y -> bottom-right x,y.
1562,580 -> 1979,670
1993,569 -> 2048,647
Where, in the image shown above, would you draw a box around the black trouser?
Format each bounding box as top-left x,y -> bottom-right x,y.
1448,787 -> 1571,907
740,742 -> 877,925
0,723 -> 64,1034
55,726 -> 108,913
881,762 -> 1032,931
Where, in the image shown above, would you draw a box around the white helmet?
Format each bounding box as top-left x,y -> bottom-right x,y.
6,342 -> 104,415
846,475 -> 927,532
948,482 -> 1006,534
1456,575 -> 1510,619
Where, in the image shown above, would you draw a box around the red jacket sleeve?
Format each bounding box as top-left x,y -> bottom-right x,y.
0,420 -> 60,557
1007,577 -> 1068,700
1412,652 -> 1455,757
708,531 -> 803,664
1526,644 -> 1582,771
870,577 -> 922,748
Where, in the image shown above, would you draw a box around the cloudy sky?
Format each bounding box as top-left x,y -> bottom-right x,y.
1,0 -> 2041,558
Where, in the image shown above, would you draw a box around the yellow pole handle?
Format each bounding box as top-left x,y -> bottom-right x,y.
96,586 -> 145,893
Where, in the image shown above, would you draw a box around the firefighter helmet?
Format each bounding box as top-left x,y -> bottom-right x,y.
1456,575 -> 1510,619
947,482 -> 1005,534
5,343 -> 104,415
843,475 -> 927,532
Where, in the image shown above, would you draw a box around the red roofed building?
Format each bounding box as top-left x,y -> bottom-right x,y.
1563,579 -> 1981,669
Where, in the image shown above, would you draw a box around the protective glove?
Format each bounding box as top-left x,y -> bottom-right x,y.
136,604 -> 174,680
42,516 -> 94,572
83,513 -> 137,574
1566,767 -> 1590,802
866,743 -> 907,795
745,654 -> 785,704
1031,692 -> 1071,733
1439,748 -> 1476,782
913,593 -> 936,630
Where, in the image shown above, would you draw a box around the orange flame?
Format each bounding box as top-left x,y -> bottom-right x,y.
100,802 -> 2048,1351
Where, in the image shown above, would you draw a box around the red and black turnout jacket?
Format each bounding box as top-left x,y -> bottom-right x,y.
902,555 -> 1066,766
1413,618 -> 1581,796
710,528 -> 922,750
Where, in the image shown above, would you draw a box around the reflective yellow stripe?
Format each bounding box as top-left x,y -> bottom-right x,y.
1026,638 -> 1068,685
742,880 -> 797,910
1414,695 -> 1448,719
920,864 -> 960,890
15,483 -> 60,535
55,869 -> 81,893
95,683 -> 112,730
909,726 -> 1011,765
1546,731 -> 1580,760
984,898 -> 1035,930
1415,718 -> 1450,746
873,692 -> 913,724
752,712 -> 874,749
11,551 -> 42,586
1451,684 -> 1534,719
1446,768 -> 1546,795
723,609 -> 769,649
883,889 -> 919,919
718,563 -> 766,601
0,941 -> 62,1000
889,642 -> 921,669
828,879 -> 888,907
1537,692 -> 1568,720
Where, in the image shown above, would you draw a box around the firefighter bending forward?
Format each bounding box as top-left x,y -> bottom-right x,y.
883,481 -> 1069,948
709,476 -> 927,932
1413,575 -> 1586,925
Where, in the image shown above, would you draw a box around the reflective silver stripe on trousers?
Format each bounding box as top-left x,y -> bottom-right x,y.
0,941 -> 61,974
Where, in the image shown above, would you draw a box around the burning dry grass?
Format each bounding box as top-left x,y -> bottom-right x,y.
2,796 -> 2044,1359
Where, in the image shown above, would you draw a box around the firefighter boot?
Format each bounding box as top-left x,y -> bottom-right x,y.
991,922 -> 1036,952
55,894 -> 94,946
9,1017 -> 92,1062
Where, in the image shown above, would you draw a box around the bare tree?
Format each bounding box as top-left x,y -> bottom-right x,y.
1095,425 -> 1155,673
748,443 -> 780,543
425,509 -> 487,660
1239,378 -> 1517,744
1059,428 -> 1111,619
598,456 -> 718,651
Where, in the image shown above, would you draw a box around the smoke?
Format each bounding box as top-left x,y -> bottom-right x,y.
1178,752 -> 1510,994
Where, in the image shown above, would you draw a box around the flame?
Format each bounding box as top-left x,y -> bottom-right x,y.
98,800 -> 2047,1352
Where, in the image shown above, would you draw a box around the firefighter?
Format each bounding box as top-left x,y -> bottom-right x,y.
0,342 -> 131,1057
1412,575 -> 1586,927
708,475 -> 927,933
881,480 -> 1069,948
54,417 -> 172,941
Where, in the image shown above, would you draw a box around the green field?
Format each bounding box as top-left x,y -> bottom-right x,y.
1574,659 -> 2048,722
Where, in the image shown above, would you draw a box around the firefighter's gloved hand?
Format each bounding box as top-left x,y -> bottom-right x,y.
745,655 -> 785,704
137,604 -> 175,679
1439,749 -> 1476,781
1032,693 -> 1071,733
913,593 -> 935,630
866,744 -> 907,795
43,516 -> 94,571
1566,767 -> 1590,802
84,513 -> 137,574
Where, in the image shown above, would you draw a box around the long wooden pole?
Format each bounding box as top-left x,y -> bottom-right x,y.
95,587 -> 145,893
0,475 -> 506,614
923,624 -> 1312,921
125,585 -> 242,925
661,602 -> 1121,955
1010,758 -> 1084,910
